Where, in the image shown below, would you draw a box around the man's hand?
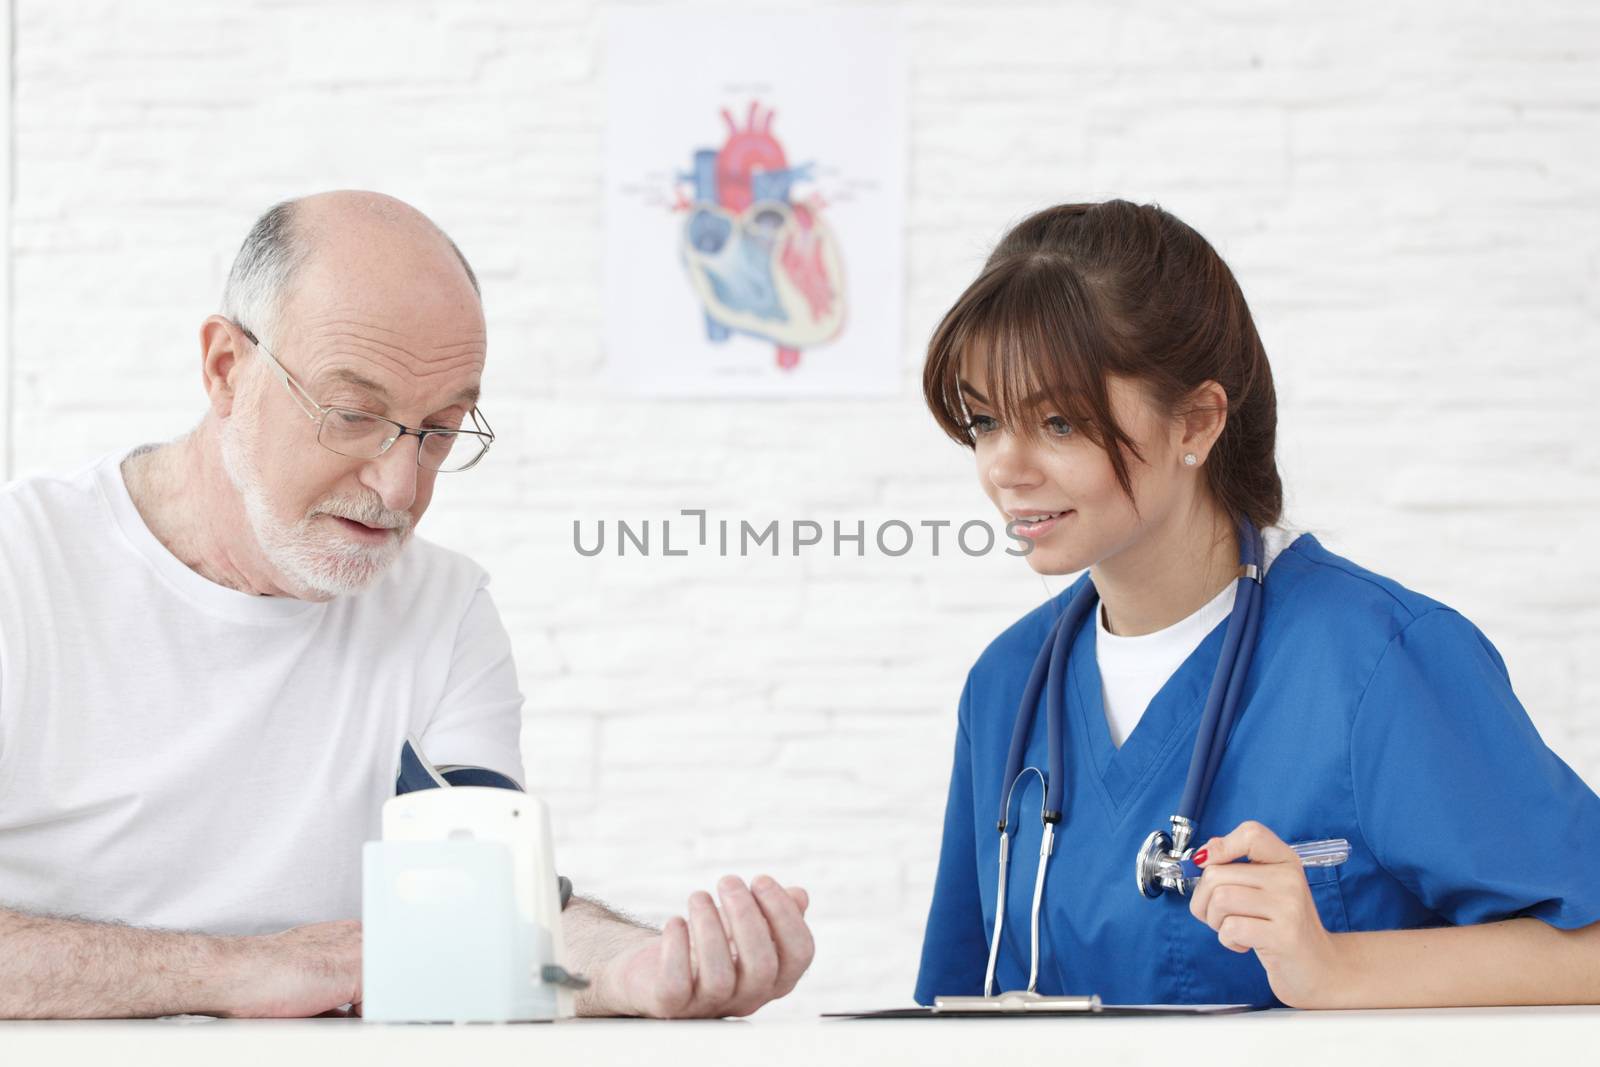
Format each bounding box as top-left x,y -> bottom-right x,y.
588,875 -> 814,1018
214,919 -> 364,1018
1187,820 -> 1346,1007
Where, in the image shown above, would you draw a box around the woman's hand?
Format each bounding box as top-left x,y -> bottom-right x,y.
1187,820 -> 1349,1007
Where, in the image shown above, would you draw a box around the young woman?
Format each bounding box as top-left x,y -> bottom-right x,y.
914,200 -> 1600,1009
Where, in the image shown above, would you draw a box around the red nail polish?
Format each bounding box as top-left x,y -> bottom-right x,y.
1192,849 -> 1209,867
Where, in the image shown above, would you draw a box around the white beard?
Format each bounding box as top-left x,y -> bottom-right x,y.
220,407 -> 412,600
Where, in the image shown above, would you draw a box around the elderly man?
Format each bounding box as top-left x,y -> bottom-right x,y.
0,191 -> 813,1019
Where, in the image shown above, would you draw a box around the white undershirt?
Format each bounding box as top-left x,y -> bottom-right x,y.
1096,526 -> 1298,749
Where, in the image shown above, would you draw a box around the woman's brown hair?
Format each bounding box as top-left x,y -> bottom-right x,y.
922,199 -> 1283,530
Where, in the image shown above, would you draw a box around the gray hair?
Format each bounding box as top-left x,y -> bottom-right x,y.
220,198 -> 481,343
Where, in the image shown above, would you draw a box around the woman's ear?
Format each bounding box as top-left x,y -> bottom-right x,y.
1178,380 -> 1230,463
199,316 -> 247,418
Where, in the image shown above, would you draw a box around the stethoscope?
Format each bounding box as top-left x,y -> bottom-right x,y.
982,518 -> 1266,998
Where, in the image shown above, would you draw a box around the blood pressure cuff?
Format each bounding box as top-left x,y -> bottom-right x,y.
395,738 -> 573,911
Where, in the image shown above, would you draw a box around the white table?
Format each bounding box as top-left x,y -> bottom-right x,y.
4,1007 -> 1596,1066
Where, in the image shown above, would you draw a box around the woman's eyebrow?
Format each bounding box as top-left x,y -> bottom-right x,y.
957,380 -> 1051,407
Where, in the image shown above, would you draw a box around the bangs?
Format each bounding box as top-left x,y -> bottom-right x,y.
922,254 -> 1130,453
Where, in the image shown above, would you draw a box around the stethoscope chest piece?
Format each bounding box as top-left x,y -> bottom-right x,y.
1135,827 -> 1191,898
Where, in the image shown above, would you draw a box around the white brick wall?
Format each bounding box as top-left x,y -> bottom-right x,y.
0,2 -> 9,478
4,0 -> 1599,1016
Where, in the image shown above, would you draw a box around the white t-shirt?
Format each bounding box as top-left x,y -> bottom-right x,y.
0,451 -> 525,935
1096,526 -> 1298,749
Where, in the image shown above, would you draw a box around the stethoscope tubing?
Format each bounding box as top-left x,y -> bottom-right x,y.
1195,566 -> 1263,815
1180,520 -> 1265,825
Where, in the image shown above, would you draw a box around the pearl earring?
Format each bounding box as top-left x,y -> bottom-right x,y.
1183,453 -> 1198,467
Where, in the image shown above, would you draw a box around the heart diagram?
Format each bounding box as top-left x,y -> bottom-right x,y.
677,102 -> 847,371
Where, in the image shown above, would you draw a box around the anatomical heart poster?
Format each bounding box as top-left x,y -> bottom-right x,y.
604,8 -> 907,397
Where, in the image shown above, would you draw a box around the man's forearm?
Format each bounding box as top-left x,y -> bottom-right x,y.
560,895 -> 657,1017
0,906 -> 234,1019
1315,917 -> 1600,1008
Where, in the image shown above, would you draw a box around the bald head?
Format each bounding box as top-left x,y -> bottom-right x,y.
221,191 -> 480,344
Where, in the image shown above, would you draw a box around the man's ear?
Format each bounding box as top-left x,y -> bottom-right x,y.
199,316 -> 248,418
1178,380 -> 1230,462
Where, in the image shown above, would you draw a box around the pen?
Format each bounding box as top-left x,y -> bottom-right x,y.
1178,837 -> 1350,882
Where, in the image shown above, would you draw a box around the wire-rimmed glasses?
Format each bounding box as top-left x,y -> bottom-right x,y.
236,323 -> 494,473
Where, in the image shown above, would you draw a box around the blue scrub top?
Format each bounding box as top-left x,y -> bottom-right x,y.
915,534 -> 1600,1007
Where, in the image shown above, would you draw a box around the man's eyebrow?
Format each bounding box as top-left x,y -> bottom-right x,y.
321,368 -> 392,402
318,370 -> 481,412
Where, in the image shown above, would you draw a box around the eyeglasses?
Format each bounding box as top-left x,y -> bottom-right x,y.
236,323 -> 494,474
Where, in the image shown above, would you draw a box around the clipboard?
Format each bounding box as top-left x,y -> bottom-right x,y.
823,992 -> 1260,1019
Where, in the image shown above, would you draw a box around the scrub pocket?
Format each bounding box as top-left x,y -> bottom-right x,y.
1304,863 -> 1350,932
